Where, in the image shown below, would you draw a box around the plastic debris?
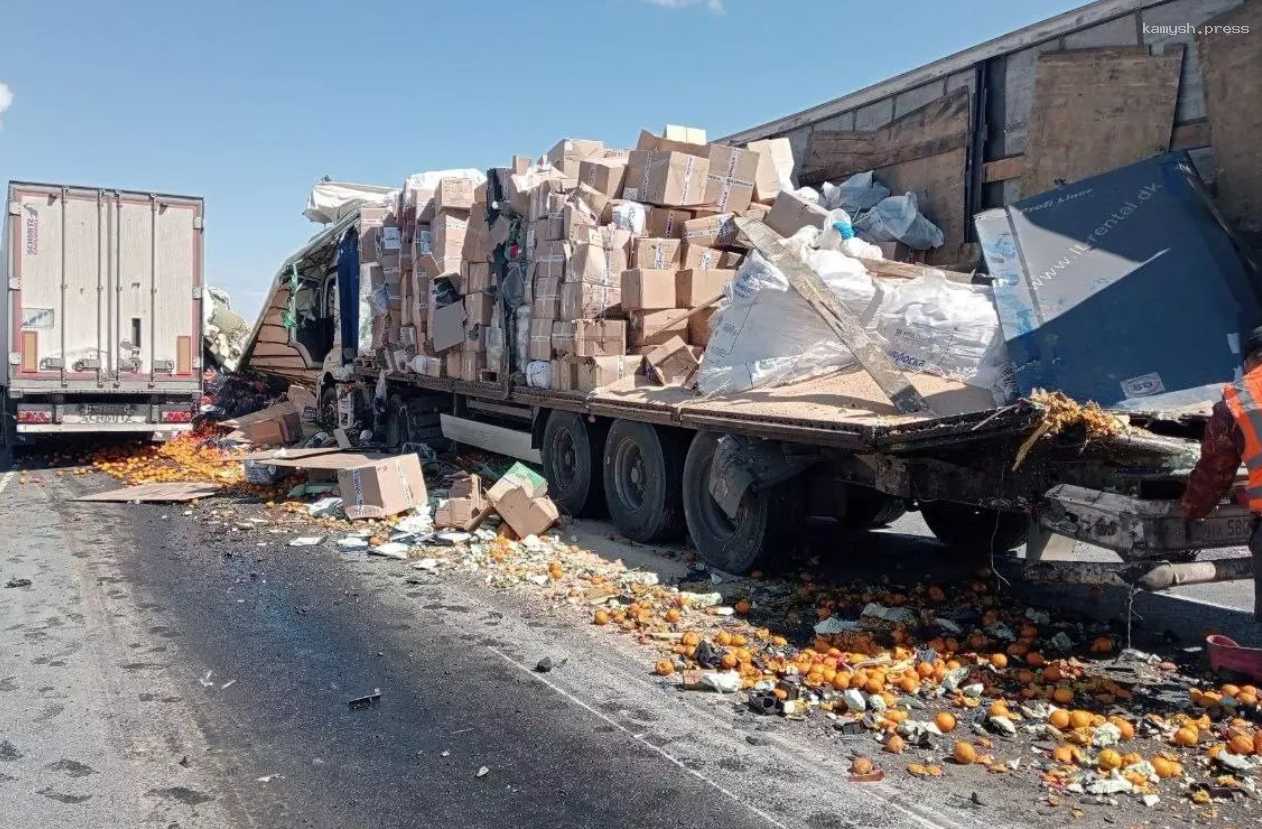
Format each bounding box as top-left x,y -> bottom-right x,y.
307,497 -> 343,517
814,616 -> 861,635
348,689 -> 382,710
370,542 -> 410,560
289,536 -> 324,547
700,672 -> 742,694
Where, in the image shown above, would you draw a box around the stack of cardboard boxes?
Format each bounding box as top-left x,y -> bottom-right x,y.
364,128 -> 798,392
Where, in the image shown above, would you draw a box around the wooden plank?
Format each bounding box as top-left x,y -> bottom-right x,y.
983,156 -> 1025,183
440,414 -> 542,464
802,89 -> 970,183
857,257 -> 974,284
735,217 -> 931,415
878,148 -> 969,265
1020,46 -> 1183,198
1197,2 -> 1262,236
77,482 -> 221,502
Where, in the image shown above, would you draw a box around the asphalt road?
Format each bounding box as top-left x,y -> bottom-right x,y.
1,468 -> 985,829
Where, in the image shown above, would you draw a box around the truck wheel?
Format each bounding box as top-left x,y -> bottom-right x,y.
602,420 -> 686,543
841,486 -> 907,530
682,432 -> 801,574
318,385 -> 339,430
384,395 -> 411,449
921,501 -> 1028,552
542,412 -> 608,518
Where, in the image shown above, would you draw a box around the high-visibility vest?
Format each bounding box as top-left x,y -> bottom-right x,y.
1222,368 -> 1262,512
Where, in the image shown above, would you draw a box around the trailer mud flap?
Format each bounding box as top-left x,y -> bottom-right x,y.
707,435 -> 817,520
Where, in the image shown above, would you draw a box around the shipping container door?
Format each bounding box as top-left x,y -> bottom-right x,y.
153,200 -> 198,380
113,195 -> 155,382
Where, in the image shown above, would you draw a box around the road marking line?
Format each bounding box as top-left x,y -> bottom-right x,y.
488,646 -> 793,829
0,470 -> 14,497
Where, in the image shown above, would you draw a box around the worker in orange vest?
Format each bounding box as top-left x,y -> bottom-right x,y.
1180,327 -> 1262,618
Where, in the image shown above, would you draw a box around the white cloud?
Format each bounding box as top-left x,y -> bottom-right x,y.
0,82 -> 12,127
641,0 -> 724,13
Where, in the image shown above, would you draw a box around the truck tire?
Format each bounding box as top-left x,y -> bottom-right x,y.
384,395 -> 410,449
841,486 -> 907,530
318,385 -> 339,430
542,412 -> 608,518
921,501 -> 1028,553
682,432 -> 802,574
602,420 -> 687,543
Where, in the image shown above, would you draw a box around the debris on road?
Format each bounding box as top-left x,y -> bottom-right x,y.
348,690 -> 382,711
4,578 -> 32,589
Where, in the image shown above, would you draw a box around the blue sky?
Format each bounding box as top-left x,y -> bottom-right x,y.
1,0 -> 1083,319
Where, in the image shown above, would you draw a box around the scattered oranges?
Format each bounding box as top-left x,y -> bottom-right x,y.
935,712 -> 957,733
593,609 -> 610,625
952,741 -> 977,765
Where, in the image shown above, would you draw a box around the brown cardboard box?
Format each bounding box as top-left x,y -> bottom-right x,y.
632,237 -> 682,269
561,281 -> 622,320
676,269 -> 735,307
534,240 -> 570,281
464,262 -> 491,293
746,137 -> 795,204
435,473 -> 485,529
434,177 -> 476,214
703,144 -> 759,213
738,202 -> 771,222
577,158 -> 627,197
552,322 -> 575,356
461,349 -> 485,380
224,401 -> 302,447
461,208 -> 490,263
571,184 -> 610,224
551,357 -> 578,392
644,336 -> 699,385
528,318 -> 555,361
532,277 -> 562,319
688,305 -> 719,348
464,322 -> 487,353
411,355 -> 444,377
634,129 -> 709,157
511,155 -> 533,175
569,229 -> 631,285
338,454 -> 428,521
488,461 -> 549,501
629,309 -> 690,348
530,178 -> 574,222
422,213 -> 467,278
571,319 -> 626,357
766,189 -> 829,238
445,349 -> 462,378
681,213 -> 741,248
621,269 -> 678,311
494,487 -> 559,537
546,138 -> 605,178
643,206 -> 693,238
465,291 -> 495,326
636,151 -> 710,207
357,206 -> 389,264
431,301 -> 467,353
575,354 -> 636,391
681,242 -> 742,270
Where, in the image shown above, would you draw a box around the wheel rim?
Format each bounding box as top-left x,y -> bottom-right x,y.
550,429 -> 578,492
614,440 -> 647,511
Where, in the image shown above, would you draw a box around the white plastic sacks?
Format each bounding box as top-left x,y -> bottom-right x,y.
853,192 -> 945,250
526,360 -> 552,389
697,249 -> 1012,401
822,172 -> 890,215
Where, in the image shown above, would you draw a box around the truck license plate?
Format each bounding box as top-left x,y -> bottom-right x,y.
1188,515 -> 1254,547
61,413 -> 149,425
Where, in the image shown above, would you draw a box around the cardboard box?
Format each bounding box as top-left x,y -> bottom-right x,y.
633,237 -> 682,270
747,137 -> 795,204
688,305 -> 719,348
464,262 -> 491,293
571,184 -> 610,225
546,138 -> 605,178
511,155 -> 533,174
561,281 -> 622,320
410,355 -> 443,377
338,454 -> 428,521
434,177 -> 476,214
643,206 -> 693,238
676,269 -> 734,307
681,213 -> 740,248
532,277 -> 562,319
431,301 -> 467,353
739,202 -> 771,222
488,461 -> 549,501
644,335 -> 699,385
463,323 -> 487,353
636,150 -> 710,207
766,189 -> 829,238
462,209 -> 490,263
575,354 -> 635,392
552,321 -> 575,356
681,242 -> 741,270
621,269 -> 678,311
494,487 -> 559,537
530,178 -> 574,222
551,357 -> 578,391
629,308 -> 690,348
571,319 -> 626,357
461,349 -> 485,380
663,124 -> 707,145
435,496 -> 484,530
569,229 -> 631,285
445,349 -> 462,377
534,240 -> 570,281
703,144 -> 759,213
634,129 -> 710,157
578,158 -> 627,197
528,318 -> 555,361
465,291 -> 495,326
224,401 -> 302,447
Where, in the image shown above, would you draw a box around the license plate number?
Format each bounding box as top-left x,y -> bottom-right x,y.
1189,515 -> 1253,546
61,413 -> 149,424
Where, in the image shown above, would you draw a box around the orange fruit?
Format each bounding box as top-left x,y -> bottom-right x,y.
832,673 -> 851,690
654,659 -> 675,676
1068,710 -> 1093,730
1052,686 -> 1074,705
716,630 -> 733,647
1173,726 -> 1199,747
1108,716 -> 1135,741
1026,651 -> 1045,668
1229,734 -> 1254,756
593,609 -> 610,625
664,608 -> 682,624
1152,755 -> 1182,778
1052,744 -> 1077,765
1222,684 -> 1241,698
988,701 -> 1010,718
916,661 -> 935,679
885,734 -> 906,754
1049,709 -> 1071,730
953,741 -> 976,765
1097,748 -> 1122,770
935,712 -> 957,733
681,631 -> 701,646
1122,751 -> 1142,767
720,653 -> 738,670
990,653 -> 1008,669
851,756 -> 874,775
734,599 -> 751,615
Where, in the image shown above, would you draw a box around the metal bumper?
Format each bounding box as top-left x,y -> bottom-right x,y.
1037,484 -> 1254,559
17,422 -> 192,435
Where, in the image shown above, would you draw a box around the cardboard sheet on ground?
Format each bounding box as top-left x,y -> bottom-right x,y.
260,451 -> 397,471
77,482 -> 222,503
